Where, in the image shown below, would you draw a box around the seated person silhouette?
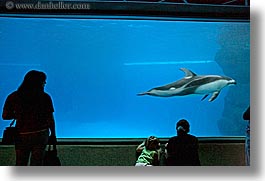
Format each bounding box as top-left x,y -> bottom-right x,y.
165,119 -> 200,166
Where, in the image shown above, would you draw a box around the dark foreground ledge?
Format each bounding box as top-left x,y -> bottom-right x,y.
0,137 -> 246,166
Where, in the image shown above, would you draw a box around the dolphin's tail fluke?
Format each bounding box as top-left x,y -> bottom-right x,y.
137,92 -> 148,96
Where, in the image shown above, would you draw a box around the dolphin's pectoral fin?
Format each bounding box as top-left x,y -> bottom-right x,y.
201,94 -> 209,101
209,91 -> 220,102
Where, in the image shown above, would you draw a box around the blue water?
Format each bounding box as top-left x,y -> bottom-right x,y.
0,17 -> 250,138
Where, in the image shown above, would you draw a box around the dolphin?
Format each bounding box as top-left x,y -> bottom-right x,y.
137,68 -> 236,102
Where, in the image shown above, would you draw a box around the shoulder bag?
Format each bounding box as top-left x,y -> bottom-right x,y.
2,119 -> 17,144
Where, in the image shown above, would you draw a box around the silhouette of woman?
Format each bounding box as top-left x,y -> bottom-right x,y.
2,70 -> 57,166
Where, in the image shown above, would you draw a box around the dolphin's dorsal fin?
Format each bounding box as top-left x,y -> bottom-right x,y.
180,68 -> 197,78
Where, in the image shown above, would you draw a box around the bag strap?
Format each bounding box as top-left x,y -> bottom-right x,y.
48,144 -> 57,151
9,119 -> 15,127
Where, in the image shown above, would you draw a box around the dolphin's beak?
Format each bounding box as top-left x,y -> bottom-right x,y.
231,80 -> 237,85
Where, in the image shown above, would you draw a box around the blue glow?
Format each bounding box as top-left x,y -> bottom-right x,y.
124,60 -> 214,66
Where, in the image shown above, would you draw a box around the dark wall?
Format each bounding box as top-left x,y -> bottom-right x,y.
0,142 -> 245,166
215,24 -> 250,136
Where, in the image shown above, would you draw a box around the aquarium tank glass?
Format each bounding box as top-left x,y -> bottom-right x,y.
0,17 -> 250,138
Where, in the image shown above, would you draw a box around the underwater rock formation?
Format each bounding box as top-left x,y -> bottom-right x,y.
215,24 -> 250,135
